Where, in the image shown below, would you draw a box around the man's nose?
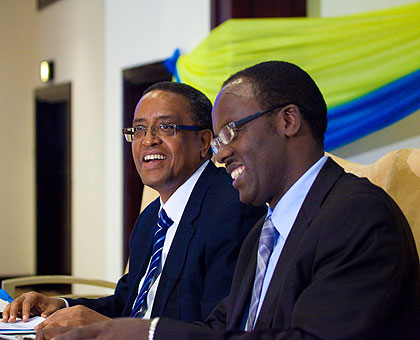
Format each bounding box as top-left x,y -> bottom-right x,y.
142,128 -> 160,145
215,144 -> 233,165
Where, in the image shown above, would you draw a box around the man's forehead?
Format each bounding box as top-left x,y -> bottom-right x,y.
133,113 -> 174,124
221,77 -> 254,98
142,90 -> 161,100
212,79 -> 260,134
137,90 -> 183,108
133,90 -> 189,122
213,77 -> 256,115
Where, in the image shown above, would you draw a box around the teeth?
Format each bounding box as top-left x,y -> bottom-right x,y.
144,154 -> 166,161
231,166 -> 244,180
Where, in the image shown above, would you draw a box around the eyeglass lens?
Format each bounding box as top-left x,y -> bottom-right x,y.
124,124 -> 176,142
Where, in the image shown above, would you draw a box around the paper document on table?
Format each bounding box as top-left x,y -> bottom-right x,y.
0,300 -> 8,313
0,335 -> 36,340
0,316 -> 44,334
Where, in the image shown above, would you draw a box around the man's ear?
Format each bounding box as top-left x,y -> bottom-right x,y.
281,104 -> 302,137
199,129 -> 213,158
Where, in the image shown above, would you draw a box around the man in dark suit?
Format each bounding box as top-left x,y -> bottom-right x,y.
36,62 -> 420,340
2,82 -> 265,327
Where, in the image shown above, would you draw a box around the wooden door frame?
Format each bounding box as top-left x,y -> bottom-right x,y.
211,0 -> 306,29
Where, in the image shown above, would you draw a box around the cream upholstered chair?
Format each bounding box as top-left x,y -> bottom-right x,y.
328,148 -> 420,255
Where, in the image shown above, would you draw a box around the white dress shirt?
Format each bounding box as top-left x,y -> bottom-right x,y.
253,156 -> 327,325
137,160 -> 210,319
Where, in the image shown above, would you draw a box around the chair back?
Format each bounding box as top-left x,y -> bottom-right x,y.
329,148 -> 420,256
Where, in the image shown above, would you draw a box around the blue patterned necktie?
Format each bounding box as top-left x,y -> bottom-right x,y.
245,215 -> 278,330
130,208 -> 174,318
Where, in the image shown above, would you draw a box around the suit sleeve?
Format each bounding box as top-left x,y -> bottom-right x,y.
156,192 -> 419,340
65,273 -> 129,318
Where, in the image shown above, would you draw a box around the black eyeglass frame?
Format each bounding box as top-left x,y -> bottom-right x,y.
122,123 -> 205,142
210,103 -> 289,154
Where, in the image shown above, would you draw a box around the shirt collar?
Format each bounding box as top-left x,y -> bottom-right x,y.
160,160 -> 210,224
269,155 -> 328,241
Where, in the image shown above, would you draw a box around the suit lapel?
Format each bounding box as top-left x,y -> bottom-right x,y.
151,162 -> 220,316
255,158 -> 344,329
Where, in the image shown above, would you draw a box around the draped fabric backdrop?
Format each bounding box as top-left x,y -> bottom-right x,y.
163,2 -> 420,150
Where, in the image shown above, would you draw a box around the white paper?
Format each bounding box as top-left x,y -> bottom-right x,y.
0,335 -> 36,339
0,316 -> 45,334
0,300 -> 8,313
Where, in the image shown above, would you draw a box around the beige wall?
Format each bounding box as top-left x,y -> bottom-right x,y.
0,1 -> 37,275
0,0 -> 106,283
318,0 -> 418,17
308,0 -> 418,16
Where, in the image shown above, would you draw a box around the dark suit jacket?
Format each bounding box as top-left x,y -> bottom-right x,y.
156,158 -> 420,340
68,161 -> 266,322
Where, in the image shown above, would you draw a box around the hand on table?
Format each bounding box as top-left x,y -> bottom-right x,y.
35,327 -> 74,340
35,305 -> 111,330
2,292 -> 66,322
35,318 -> 152,340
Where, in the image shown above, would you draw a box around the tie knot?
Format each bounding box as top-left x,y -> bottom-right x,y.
158,209 -> 174,230
259,216 -> 278,250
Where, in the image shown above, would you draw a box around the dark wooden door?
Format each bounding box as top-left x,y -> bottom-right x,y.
35,83 -> 71,276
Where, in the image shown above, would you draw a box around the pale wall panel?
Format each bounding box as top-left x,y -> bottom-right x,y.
0,0 -> 106,287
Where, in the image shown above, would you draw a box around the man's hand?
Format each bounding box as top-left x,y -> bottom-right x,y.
35,327 -> 74,340
35,305 -> 110,329
2,292 -> 66,322
36,318 -> 152,340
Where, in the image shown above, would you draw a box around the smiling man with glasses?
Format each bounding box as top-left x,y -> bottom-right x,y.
4,81 -> 265,332
37,62 -> 419,340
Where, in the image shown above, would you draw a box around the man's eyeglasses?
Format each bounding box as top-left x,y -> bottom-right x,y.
123,123 -> 205,142
210,103 -> 288,154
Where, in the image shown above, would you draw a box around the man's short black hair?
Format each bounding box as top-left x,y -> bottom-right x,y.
144,81 -> 212,131
223,61 -> 327,146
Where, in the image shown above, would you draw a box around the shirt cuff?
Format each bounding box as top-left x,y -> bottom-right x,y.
148,317 -> 160,340
58,297 -> 69,308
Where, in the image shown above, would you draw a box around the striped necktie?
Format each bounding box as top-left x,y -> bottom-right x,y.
245,215 -> 278,330
130,208 -> 173,318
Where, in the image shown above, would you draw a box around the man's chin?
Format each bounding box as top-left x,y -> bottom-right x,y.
139,176 -> 165,190
238,190 -> 254,206
239,190 -> 266,208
